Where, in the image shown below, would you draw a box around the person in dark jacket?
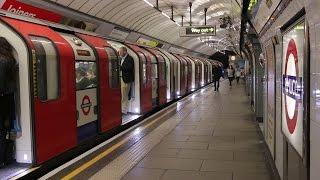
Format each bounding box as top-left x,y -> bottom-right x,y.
119,47 -> 134,114
212,66 -> 222,91
0,37 -> 16,167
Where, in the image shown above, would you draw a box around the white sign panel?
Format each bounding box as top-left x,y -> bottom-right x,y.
109,28 -> 129,41
282,20 -> 305,157
76,89 -> 98,127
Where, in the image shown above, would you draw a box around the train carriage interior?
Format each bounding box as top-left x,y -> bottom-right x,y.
1,1 -> 320,180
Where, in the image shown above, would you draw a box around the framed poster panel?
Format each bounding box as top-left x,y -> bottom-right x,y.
281,16 -> 308,159
265,40 -> 276,159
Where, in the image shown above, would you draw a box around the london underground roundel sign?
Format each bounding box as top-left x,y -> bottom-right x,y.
281,21 -> 305,157
283,39 -> 302,134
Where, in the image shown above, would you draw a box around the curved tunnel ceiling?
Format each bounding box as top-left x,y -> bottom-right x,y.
48,0 -> 242,55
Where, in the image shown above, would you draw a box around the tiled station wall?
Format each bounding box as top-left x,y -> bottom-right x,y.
259,0 -> 320,179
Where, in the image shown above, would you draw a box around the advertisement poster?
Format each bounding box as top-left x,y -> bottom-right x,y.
0,0 -> 98,31
0,0 -> 63,22
265,41 -> 275,158
282,20 -> 305,157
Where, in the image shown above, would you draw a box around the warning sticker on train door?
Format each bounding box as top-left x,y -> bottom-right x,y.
76,89 -> 97,127
282,21 -> 305,157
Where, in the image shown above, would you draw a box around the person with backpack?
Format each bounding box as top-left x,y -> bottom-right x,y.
0,37 -> 17,167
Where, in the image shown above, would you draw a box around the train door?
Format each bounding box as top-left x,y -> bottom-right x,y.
199,60 -> 205,86
107,41 -> 142,119
193,59 -> 201,89
145,48 -> 167,105
176,55 -> 187,96
203,61 -> 208,85
185,56 -> 196,90
142,50 -> 158,107
175,57 -> 181,97
156,54 -> 167,105
1,17 -> 78,164
76,34 -> 121,132
207,61 -> 212,83
156,50 -> 174,100
159,52 -> 171,101
173,55 -> 183,96
59,33 -> 98,141
186,58 -> 192,92
180,55 -> 192,93
126,44 -> 152,114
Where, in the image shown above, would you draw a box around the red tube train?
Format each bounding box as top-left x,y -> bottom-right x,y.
0,13 -> 223,166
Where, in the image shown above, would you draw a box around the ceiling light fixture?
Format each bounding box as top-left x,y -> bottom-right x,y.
162,12 -> 170,19
143,0 -> 154,7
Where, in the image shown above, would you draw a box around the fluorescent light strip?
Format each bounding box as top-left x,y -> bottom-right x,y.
161,12 -> 170,19
175,22 -> 181,26
143,0 -> 154,7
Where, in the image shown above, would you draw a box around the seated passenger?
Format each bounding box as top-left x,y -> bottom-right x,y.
76,67 -> 90,90
0,37 -> 16,167
87,68 -> 97,87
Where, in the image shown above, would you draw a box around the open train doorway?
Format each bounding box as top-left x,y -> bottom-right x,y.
108,41 -> 142,124
0,18 -> 33,178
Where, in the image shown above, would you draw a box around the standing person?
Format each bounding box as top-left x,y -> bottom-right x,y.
212,66 -> 222,91
227,65 -> 235,86
119,47 -> 134,115
235,68 -> 241,84
241,68 -> 245,83
0,37 -> 17,167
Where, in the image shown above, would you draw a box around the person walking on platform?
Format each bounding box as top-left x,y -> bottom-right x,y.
212,66 -> 222,91
235,68 -> 241,84
0,37 -> 17,168
227,65 -> 235,86
119,47 -> 134,115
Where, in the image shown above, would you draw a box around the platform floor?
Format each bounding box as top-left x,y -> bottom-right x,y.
42,81 -> 273,180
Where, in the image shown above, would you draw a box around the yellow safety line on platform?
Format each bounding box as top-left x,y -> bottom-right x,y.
62,107 -> 175,180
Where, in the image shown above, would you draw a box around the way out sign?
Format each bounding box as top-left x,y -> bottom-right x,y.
179,25 -> 216,37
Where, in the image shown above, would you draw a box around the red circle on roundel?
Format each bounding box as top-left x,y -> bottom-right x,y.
284,39 -> 299,134
81,95 -> 91,116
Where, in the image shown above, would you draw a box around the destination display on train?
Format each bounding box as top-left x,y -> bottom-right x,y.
180,25 -> 216,37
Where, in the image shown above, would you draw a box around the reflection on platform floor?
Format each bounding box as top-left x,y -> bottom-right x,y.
0,163 -> 29,180
90,82 -> 272,180
122,114 -> 142,125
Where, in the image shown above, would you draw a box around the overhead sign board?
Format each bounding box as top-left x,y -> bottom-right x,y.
108,28 -> 129,41
281,20 -> 305,157
179,25 -> 216,37
0,0 -> 63,22
136,37 -> 159,48
0,0 -> 98,31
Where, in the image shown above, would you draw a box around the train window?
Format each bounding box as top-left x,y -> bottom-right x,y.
151,56 -> 158,79
30,36 -> 59,101
138,53 -> 147,85
105,47 -> 120,89
75,61 -> 97,91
